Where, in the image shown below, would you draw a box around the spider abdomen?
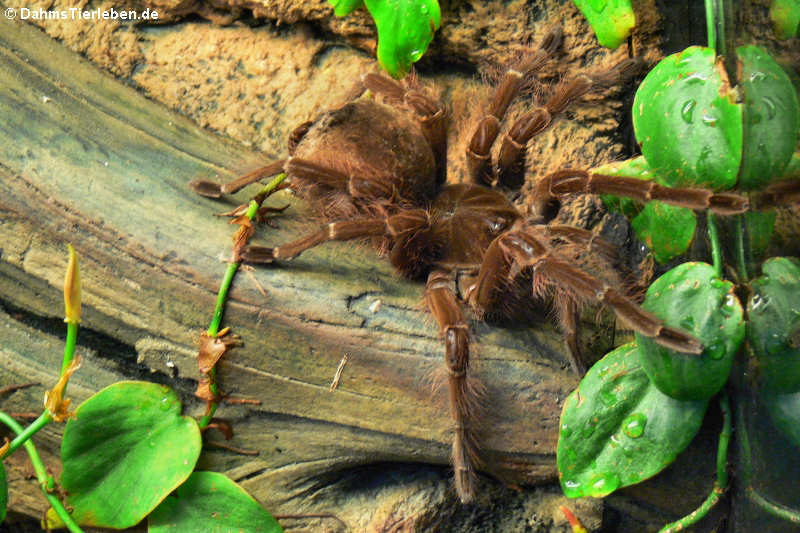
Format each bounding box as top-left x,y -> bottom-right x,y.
289,98 -> 438,218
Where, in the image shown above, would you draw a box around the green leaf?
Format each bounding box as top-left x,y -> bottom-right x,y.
738,46 -> 800,190
148,471 -> 283,533
748,257 -> 800,394
1,461 -> 7,524
762,390 -> 800,449
558,343 -> 708,499
636,262 -> 745,401
328,0 -> 364,16
572,0 -> 636,49
594,155 -> 653,218
630,201 -> 696,263
50,381 -> 201,529
770,0 -> 800,38
363,0 -> 441,78
633,46 -> 743,190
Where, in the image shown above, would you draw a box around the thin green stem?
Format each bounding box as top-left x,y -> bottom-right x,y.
705,0 -> 718,50
707,212 -> 723,278
734,214 -> 749,281
61,321 -> 78,388
747,488 -> 800,524
659,392 -> 731,533
0,411 -> 51,460
0,412 -> 84,533
200,173 -> 287,430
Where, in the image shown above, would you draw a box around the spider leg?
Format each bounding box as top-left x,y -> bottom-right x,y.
466,27 -> 563,186
752,176 -> 800,209
363,72 -> 448,184
495,58 -> 641,189
533,169 -> 751,219
424,270 -> 483,503
241,217 -> 388,262
190,159 -> 287,198
470,230 -> 703,371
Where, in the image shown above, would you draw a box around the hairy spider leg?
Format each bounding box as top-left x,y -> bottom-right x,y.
466,27 -> 563,186
533,169 -> 752,218
470,230 -> 703,370
494,58 -> 642,190
424,270 -> 483,504
752,175 -> 800,209
190,159 -> 288,198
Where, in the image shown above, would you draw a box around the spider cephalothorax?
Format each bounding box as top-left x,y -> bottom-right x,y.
192,28 -> 703,503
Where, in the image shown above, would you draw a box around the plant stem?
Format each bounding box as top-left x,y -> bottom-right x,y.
0,412 -> 83,533
61,322 -> 78,386
659,391 -> 731,533
734,215 -> 749,281
0,411 -> 51,460
200,172 -> 287,430
707,212 -> 723,278
705,0 -> 718,50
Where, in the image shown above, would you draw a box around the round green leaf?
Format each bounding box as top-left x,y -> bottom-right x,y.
148,471 -> 283,533
364,0 -> 441,78
55,381 -> 201,529
748,257 -> 800,394
770,0 -> 800,38
572,0 -> 636,49
558,343 -> 708,499
1,461 -> 7,524
762,390 -> 800,449
630,201 -> 697,264
633,46 -> 743,190
636,262 -> 745,400
738,45 -> 800,190
328,0 -> 364,16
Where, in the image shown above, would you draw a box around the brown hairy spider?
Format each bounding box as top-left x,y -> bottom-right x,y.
192,28 -> 704,503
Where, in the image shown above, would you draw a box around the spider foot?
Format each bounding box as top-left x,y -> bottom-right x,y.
240,245 -> 277,263
190,179 -> 224,198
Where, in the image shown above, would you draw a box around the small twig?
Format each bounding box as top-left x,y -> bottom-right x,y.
242,265 -> 269,297
330,354 -> 349,392
0,383 -> 39,396
203,440 -> 260,455
222,396 -> 262,405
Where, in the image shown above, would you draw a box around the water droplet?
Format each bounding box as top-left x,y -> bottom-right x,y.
762,97 -> 777,120
681,100 -> 696,123
679,316 -> 696,331
683,72 -> 708,84
707,342 -> 726,360
587,472 -> 621,497
702,114 -> 717,127
622,413 -> 647,438
408,49 -> 424,62
721,293 -> 737,318
563,479 -> 582,498
160,397 -> 171,411
600,390 -> 617,407
765,334 -> 785,356
751,293 -> 769,313
419,3 -> 428,13
561,424 -> 572,438
750,71 -> 767,83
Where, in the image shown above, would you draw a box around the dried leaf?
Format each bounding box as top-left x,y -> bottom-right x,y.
44,355 -> 82,422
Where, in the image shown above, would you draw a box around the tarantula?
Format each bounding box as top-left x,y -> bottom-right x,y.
192,28 -> 705,503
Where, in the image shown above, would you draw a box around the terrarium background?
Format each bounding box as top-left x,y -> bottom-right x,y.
0,0 -> 797,531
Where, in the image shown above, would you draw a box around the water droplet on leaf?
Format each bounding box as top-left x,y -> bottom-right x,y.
622,413 -> 647,438
680,100 -> 696,123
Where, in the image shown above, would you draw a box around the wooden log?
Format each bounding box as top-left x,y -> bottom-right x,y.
0,17 -> 602,531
